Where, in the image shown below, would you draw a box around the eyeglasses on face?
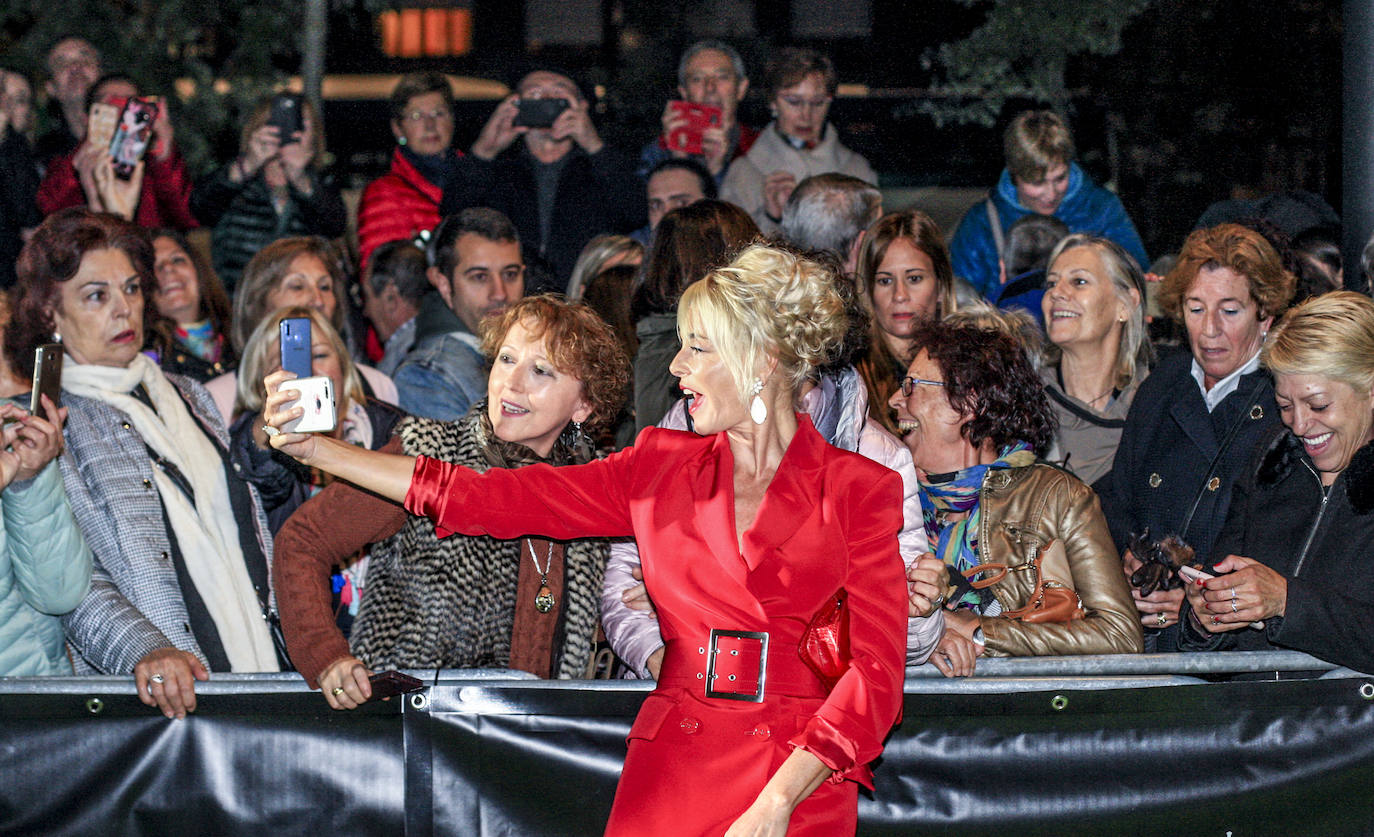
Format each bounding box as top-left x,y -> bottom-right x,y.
899,376 -> 945,397
403,108 -> 452,123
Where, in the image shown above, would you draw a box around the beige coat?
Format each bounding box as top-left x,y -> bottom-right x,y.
720,121 -> 877,235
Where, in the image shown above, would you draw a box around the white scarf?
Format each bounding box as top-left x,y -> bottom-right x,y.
63,354 -> 280,672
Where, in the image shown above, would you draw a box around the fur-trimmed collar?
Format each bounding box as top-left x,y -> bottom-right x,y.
1257,429 -> 1374,514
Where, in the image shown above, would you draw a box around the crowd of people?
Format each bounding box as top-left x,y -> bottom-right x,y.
1,32 -> 1371,834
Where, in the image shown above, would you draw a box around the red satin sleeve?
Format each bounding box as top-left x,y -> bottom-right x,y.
404,451 -> 638,541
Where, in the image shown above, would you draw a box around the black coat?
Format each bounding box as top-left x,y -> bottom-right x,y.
1095,349 -> 1281,560
1178,429 -> 1374,674
440,146 -> 646,293
190,166 -> 346,293
0,127 -> 41,290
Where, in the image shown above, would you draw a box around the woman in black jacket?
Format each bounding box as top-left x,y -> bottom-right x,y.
1095,224 -> 1294,647
1180,292 -> 1374,673
190,96 -> 345,293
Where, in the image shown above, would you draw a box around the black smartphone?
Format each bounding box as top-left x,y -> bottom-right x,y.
29,344 -> 63,423
268,93 -> 303,142
279,317 -> 313,379
367,670 -> 424,703
513,97 -> 569,128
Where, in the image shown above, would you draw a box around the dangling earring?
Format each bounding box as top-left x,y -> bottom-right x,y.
572,419 -> 585,446
52,330 -> 61,343
397,135 -> 407,146
749,379 -> 767,425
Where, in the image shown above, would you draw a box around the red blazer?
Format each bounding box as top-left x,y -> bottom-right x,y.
407,417 -> 907,835
356,147 -> 442,269
37,146 -> 198,230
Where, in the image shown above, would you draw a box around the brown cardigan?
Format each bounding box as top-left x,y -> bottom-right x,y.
274,436 -> 409,688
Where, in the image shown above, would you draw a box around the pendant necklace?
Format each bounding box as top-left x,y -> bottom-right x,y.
527,538 -> 556,613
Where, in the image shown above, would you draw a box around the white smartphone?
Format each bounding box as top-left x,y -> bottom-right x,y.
279,375 -> 336,434
1177,565 -> 1213,585
1178,565 -> 1264,628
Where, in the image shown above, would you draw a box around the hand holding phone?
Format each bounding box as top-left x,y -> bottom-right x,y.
1179,565 -> 1264,629
279,376 -> 336,434
366,670 -> 424,703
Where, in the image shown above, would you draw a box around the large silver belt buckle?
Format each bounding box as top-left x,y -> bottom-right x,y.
705,629 -> 769,703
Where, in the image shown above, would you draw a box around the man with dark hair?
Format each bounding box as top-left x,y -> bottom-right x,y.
631,157 -> 717,245
362,239 -> 430,376
638,40 -> 757,183
778,172 -> 882,274
392,208 -> 525,420
442,68 -> 644,293
35,36 -> 101,163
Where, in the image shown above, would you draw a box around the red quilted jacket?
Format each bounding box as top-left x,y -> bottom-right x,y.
357,147 -> 444,269
37,145 -> 198,230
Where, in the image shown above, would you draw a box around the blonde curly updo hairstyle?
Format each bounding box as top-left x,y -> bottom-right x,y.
677,243 -> 848,407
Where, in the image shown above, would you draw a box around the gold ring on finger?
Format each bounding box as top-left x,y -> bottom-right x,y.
332,686 -> 345,696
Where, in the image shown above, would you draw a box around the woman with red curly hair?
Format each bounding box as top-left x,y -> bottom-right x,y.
270,295 -> 630,706
1096,223 -> 1295,650
889,320 -> 1142,676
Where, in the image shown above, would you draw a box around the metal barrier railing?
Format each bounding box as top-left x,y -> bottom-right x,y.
0,650 -> 1361,698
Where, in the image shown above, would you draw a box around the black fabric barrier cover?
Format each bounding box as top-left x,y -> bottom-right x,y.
3,677 -> 1374,835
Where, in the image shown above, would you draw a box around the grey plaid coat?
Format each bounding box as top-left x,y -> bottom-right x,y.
59,372 -> 275,674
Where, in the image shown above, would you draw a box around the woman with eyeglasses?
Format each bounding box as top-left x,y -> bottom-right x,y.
721,47 -> 877,236
357,72 -> 459,269
888,320 -> 1142,677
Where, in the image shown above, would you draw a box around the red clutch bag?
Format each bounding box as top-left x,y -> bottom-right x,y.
799,589 -> 849,691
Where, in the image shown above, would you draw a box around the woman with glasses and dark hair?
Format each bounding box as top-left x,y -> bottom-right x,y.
357,72 -> 458,269
889,320 -> 1142,676
721,47 -> 876,235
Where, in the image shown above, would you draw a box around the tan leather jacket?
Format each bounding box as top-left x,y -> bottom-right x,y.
976,464 -> 1144,656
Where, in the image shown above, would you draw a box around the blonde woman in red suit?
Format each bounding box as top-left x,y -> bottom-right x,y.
263,244 -> 910,836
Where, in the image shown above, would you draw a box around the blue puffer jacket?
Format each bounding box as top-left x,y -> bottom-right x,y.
949,163 -> 1149,297
0,457 -> 92,676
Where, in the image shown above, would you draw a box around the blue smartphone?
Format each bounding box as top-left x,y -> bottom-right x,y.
279,317 -> 312,379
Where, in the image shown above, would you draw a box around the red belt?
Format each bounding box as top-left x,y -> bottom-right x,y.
657,631 -> 825,702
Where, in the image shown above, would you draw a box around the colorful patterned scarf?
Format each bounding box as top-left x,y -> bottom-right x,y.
919,441 -> 1036,609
